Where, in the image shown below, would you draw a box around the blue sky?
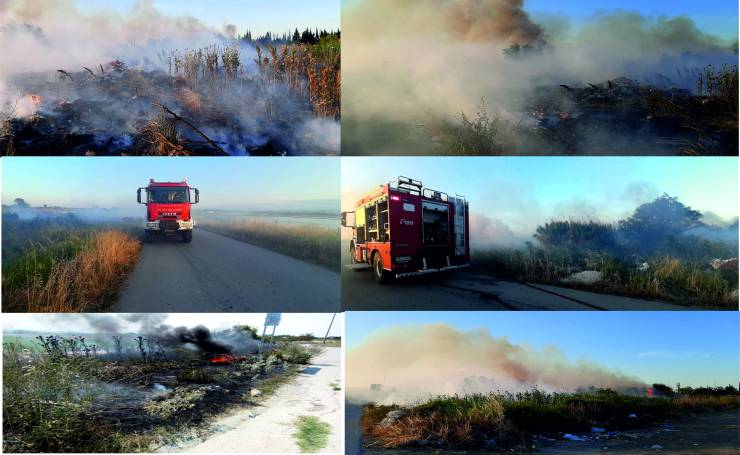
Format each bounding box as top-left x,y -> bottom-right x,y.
346,312 -> 740,387
77,0 -> 340,35
342,157 -> 738,235
526,0 -> 738,39
341,0 -> 738,40
1,158 -> 339,210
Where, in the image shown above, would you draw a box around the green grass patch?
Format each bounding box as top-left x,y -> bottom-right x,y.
294,415 -> 331,453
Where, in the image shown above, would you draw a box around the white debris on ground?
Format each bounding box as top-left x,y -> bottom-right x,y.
561,270 -> 604,285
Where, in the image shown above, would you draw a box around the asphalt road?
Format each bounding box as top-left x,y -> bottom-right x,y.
177,347 -> 342,453
342,269 -> 696,311
117,229 -> 340,312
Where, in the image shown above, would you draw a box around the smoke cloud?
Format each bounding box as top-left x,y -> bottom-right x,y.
0,0 -> 218,78
343,0 -> 738,151
347,323 -> 645,403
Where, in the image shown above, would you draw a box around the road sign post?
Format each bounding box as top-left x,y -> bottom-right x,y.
259,313 -> 281,354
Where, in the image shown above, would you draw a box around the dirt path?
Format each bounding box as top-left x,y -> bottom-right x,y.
117,229 -> 340,312
172,347 -> 341,454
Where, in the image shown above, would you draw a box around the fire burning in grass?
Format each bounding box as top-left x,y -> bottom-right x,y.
2,323 -> 322,453
0,1 -> 340,156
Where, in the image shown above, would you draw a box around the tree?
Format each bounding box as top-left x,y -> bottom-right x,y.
651,383 -> 675,397
619,194 -> 704,253
235,324 -> 260,340
292,28 -> 300,43
535,220 -> 618,253
13,197 -> 29,208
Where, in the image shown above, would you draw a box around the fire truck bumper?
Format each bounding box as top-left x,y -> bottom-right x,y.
145,220 -> 194,231
395,263 -> 470,278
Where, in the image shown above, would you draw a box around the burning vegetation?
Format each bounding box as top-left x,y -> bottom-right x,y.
343,0 -> 739,155
1,5 -> 340,156
2,324 -> 322,453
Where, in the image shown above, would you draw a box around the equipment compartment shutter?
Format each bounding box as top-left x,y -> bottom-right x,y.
453,197 -> 466,255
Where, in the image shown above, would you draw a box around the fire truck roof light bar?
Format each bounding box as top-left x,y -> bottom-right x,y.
397,176 -> 422,188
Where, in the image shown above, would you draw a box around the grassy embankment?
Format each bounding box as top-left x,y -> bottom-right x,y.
362,388 -> 740,451
199,219 -> 339,272
2,215 -> 141,312
472,246 -> 738,308
2,341 -> 321,453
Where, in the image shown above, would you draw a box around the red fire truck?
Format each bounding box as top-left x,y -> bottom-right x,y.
137,179 -> 199,243
341,176 -> 470,283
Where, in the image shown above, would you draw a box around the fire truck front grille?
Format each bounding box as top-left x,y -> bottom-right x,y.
159,220 -> 180,231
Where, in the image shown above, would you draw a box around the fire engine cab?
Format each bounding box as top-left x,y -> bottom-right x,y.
137,179 -> 199,243
342,176 -> 470,283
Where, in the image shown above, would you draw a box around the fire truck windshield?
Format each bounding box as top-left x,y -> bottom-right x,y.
148,187 -> 188,203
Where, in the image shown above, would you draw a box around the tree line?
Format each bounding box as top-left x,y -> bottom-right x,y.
240,28 -> 340,46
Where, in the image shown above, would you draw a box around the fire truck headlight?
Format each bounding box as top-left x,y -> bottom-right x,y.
395,256 -> 412,263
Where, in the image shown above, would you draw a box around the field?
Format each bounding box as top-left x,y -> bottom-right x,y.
2,212 -> 141,312
2,334 -> 322,453
199,218 -> 340,272
1,32 -> 340,156
472,195 -> 738,308
361,387 -> 740,452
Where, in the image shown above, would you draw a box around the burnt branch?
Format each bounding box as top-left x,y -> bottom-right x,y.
153,103 -> 228,156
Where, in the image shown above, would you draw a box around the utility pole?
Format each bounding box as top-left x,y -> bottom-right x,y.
323,313 -> 337,344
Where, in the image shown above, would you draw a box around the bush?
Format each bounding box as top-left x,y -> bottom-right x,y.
277,343 -> 322,364
2,343 -> 104,452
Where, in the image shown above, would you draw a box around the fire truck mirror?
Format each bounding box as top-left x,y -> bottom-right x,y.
193,188 -> 200,204
136,188 -> 142,204
341,212 -> 355,228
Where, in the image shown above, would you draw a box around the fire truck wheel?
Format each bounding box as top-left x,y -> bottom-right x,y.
181,231 -> 192,243
373,252 -> 389,284
143,231 -> 152,243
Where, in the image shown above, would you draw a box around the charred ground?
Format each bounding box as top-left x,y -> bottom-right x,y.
2,326 -> 322,453
1,31 -> 340,156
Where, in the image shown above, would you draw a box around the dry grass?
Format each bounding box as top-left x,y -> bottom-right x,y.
256,38 -> 341,119
674,394 -> 740,412
473,249 -> 738,308
3,230 -> 141,312
200,219 -> 339,271
362,390 -> 740,451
